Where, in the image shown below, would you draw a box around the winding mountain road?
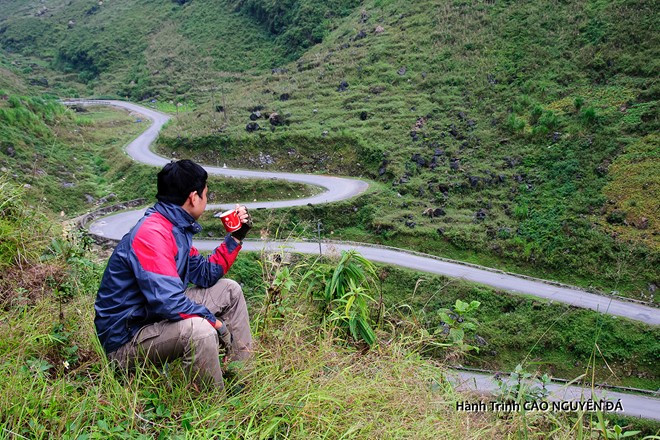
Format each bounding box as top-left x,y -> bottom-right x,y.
68,100 -> 659,326
64,100 -> 660,420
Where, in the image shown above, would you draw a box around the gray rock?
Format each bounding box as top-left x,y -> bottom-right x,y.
354,30 -> 368,40
504,157 -> 520,168
258,152 -> 275,165
279,93 -> 290,101
271,68 -> 288,74
6,146 -> 15,157
369,85 -> 385,94
269,112 -> 284,126
649,283 -> 657,294
337,81 -> 349,92
636,217 -> 649,230
84,194 -> 96,204
423,208 -> 445,217
449,158 -> 460,171
449,124 -> 463,139
98,193 -> 116,204
249,111 -> 261,120
398,66 -> 407,76
246,122 -> 260,132
378,160 -> 388,176
474,209 -> 487,221
411,153 -> 426,167
405,220 -> 416,228
62,182 -> 75,188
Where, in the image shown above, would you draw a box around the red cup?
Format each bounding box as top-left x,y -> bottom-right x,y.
219,209 -> 242,232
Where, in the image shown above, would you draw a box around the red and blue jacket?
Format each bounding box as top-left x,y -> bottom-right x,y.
94,201 -> 241,354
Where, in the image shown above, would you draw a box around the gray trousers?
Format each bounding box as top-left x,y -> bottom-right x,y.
108,278 -> 252,389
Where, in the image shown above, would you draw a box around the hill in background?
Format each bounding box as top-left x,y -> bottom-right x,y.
1,0 -> 658,299
161,0 -> 659,299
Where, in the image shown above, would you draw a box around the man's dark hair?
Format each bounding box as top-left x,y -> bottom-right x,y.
156,160 -> 208,206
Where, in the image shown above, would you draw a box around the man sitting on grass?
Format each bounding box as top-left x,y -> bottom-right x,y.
94,159 -> 252,389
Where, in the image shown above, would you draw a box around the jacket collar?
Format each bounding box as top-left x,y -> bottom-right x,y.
150,201 -> 202,234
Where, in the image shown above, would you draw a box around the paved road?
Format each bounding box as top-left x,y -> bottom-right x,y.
62,100 -> 369,209
72,99 -> 660,326
66,99 -> 660,420
450,371 -> 660,421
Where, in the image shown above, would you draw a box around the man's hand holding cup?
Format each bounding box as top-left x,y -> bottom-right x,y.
219,204 -> 252,244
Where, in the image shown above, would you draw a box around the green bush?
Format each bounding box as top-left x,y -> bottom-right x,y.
229,0 -> 360,55
581,106 -> 598,125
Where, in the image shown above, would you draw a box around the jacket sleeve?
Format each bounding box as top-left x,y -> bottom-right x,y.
130,223 -> 216,325
188,234 -> 241,288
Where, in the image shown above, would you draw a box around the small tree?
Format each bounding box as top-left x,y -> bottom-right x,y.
437,299 -> 481,354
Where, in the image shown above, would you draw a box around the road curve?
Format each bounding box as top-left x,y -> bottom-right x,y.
61,100 -> 369,209
68,99 -> 659,326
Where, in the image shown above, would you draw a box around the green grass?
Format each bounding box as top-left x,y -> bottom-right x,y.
1,181 -> 659,437
229,251 -> 660,391
0,0 -> 293,100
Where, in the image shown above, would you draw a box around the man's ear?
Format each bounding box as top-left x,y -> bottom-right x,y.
188,191 -> 198,205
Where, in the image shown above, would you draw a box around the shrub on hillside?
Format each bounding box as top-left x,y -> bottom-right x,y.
229,0 -> 359,54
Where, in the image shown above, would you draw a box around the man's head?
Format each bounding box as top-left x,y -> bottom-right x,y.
156,160 -> 208,218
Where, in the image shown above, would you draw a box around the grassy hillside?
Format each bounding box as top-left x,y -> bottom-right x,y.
2,181 -> 658,438
3,0 -> 656,298
0,0 -> 294,100
228,0 -> 360,56
155,0 -> 659,300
